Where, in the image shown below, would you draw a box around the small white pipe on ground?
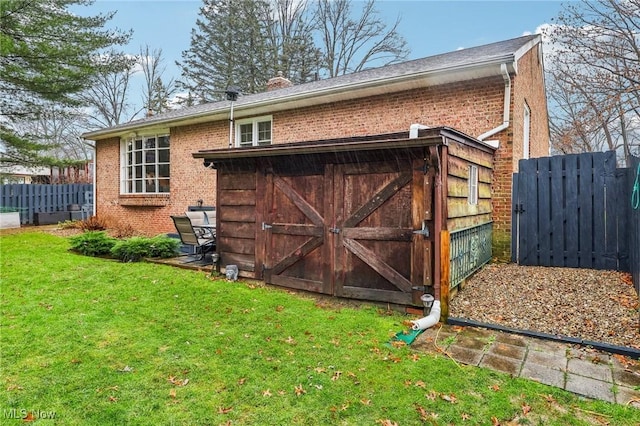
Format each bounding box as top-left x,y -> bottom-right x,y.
411,300 -> 441,331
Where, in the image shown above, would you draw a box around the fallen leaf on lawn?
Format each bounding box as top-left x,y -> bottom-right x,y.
23,412 -> 36,422
491,416 -> 500,426
490,384 -> 500,391
404,380 -> 412,387
218,406 -> 233,414
391,340 -> 406,348
541,393 -> 556,404
415,405 -> 428,421
314,367 -> 326,373
452,325 -> 465,333
331,371 -> 342,381
377,420 -> 398,426
441,393 -> 457,403
341,403 -> 349,411
108,396 -> 118,402
360,399 -> 371,405
168,376 -> 189,386
285,336 -> 296,345
276,305 -> 284,312
294,384 -> 306,396
71,358 -> 81,364
278,390 -> 286,395
262,389 -> 272,397
414,380 -> 426,388
238,378 -> 246,386
425,390 -> 439,400
461,413 -> 471,421
410,353 -> 421,361
169,388 -> 177,399
521,403 -> 531,415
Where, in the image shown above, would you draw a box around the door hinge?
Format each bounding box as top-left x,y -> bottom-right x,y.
514,204 -> 525,214
262,222 -> 272,231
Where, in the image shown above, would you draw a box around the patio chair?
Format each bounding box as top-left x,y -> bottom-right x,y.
171,215 -> 215,262
185,210 -> 215,239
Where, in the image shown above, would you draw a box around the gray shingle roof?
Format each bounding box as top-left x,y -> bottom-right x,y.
84,34 -> 539,139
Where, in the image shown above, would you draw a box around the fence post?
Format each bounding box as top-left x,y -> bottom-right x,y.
440,230 -> 450,321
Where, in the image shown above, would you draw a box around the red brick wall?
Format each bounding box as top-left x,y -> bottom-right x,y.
95,56 -> 549,251
491,44 -> 550,259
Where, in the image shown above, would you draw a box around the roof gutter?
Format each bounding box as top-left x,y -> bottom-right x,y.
477,63 -> 511,144
82,57 -> 515,141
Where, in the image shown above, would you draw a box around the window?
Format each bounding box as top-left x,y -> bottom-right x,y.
121,134 -> 170,194
235,116 -> 272,147
523,103 -> 531,159
468,165 -> 478,205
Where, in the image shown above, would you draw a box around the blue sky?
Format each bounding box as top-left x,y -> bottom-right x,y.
82,0 -> 564,105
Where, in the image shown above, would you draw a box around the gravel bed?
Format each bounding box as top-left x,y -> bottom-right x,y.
450,264 -> 640,349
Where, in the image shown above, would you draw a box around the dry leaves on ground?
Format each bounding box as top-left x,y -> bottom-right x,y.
450,264 -> 640,349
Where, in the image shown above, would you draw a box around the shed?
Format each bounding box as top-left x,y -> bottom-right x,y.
194,126 -> 495,314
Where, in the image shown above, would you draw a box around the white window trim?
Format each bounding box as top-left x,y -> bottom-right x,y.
120,133 -> 170,195
235,115 -> 272,147
468,165 -> 479,205
523,103 -> 531,160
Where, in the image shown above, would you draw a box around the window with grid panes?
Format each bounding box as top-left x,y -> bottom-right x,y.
235,116 -> 272,147
121,134 -> 170,194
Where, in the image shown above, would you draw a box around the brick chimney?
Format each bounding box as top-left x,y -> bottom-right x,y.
266,71 -> 293,91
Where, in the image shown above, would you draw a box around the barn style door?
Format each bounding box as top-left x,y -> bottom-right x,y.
333,161 -> 424,305
262,164 -> 332,294
262,155 -> 433,306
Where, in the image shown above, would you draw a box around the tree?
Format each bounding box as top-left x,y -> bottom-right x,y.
139,45 -> 177,116
314,0 -> 409,78
264,0 -> 322,84
79,52 -> 137,128
0,0 -> 130,166
545,0 -> 640,162
177,0 -> 274,102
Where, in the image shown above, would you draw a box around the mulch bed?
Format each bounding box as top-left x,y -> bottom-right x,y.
450,263 -> 640,349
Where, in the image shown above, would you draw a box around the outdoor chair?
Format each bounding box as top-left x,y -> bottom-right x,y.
185,210 -> 216,240
171,215 -> 216,262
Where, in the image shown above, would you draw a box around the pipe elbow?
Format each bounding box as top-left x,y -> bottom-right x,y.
410,300 -> 441,331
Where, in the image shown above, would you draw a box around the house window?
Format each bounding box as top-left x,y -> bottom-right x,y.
235,116 -> 272,147
121,134 -> 170,194
523,103 -> 531,159
468,165 -> 478,205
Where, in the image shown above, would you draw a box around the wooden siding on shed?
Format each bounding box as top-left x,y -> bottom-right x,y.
446,139 -> 494,231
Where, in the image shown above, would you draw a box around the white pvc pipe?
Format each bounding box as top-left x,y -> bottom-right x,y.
410,300 -> 441,331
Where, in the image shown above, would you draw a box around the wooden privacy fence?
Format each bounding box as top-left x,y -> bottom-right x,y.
512,151 -> 638,284
629,155 -> 640,295
0,184 -> 93,225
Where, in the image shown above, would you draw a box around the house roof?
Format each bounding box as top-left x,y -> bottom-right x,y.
83,34 -> 541,140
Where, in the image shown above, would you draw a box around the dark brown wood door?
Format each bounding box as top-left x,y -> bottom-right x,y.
263,167 -> 332,294
333,161 -> 423,305
262,156 -> 433,306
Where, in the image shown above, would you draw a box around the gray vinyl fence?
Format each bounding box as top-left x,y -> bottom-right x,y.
512,151 -> 639,295
0,184 -> 93,225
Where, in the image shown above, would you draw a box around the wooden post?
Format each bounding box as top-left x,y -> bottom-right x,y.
440,230 -> 450,321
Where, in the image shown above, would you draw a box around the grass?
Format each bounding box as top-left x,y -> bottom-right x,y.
1,230 -> 639,425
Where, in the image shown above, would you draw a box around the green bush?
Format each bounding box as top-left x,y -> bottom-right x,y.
68,231 -> 117,256
111,235 -> 179,262
147,235 -> 180,258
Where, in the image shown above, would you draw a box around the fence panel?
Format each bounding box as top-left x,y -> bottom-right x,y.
629,156 -> 640,295
512,151 -> 631,272
0,184 -> 93,224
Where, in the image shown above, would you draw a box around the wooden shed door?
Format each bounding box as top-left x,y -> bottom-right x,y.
263,167 -> 332,294
263,157 -> 433,306
333,162 -> 421,305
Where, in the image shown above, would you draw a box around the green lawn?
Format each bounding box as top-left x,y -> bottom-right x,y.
1,231 -> 638,425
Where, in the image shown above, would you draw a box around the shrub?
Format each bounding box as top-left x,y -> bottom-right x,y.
68,231 -> 117,256
79,216 -> 108,231
110,235 -> 179,262
147,235 -> 180,258
58,220 -> 81,229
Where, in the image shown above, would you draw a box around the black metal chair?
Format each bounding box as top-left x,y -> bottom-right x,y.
171,215 -> 216,262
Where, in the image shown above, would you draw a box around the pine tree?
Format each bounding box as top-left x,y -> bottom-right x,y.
0,0 -> 130,166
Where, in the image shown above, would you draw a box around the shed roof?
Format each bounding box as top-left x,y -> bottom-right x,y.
193,126 -> 494,166
83,35 -> 540,140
